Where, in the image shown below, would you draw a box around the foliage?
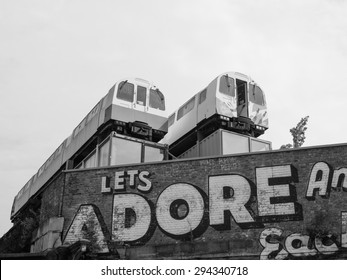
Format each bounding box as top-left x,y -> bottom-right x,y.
0,205 -> 40,253
280,116 -> 309,149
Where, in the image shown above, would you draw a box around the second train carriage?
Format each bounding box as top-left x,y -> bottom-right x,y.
11,72 -> 269,221
160,72 -> 269,157
11,77 -> 168,220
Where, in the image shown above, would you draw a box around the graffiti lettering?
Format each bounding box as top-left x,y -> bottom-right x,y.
101,170 -> 152,193
112,194 -> 152,242
306,162 -> 333,199
156,183 -> 206,237
209,175 -> 256,228
342,211 -> 347,248
63,161 -> 347,256
64,205 -> 109,253
285,233 -> 317,257
256,165 -> 301,221
260,229 -> 342,259
260,211 -> 347,259
259,228 -> 288,260
332,168 -> 347,191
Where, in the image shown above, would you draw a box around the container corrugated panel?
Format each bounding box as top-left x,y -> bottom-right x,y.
177,129 -> 222,159
177,144 -> 198,159
177,129 -> 272,159
199,129 -> 222,157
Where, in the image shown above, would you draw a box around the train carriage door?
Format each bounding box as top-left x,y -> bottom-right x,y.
236,79 -> 249,118
133,81 -> 148,123
135,84 -> 147,113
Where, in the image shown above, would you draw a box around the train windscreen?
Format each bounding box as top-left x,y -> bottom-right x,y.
149,88 -> 165,110
117,81 -> 134,102
219,75 -> 235,96
249,84 -> 265,105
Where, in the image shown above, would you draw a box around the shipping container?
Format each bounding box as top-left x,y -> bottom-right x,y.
178,129 -> 271,159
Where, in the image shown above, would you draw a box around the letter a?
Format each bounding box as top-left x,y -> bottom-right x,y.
63,204 -> 109,253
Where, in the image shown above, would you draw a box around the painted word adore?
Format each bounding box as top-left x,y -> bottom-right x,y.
63,161 -> 347,258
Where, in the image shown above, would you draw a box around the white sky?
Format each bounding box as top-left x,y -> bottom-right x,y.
0,0 -> 347,236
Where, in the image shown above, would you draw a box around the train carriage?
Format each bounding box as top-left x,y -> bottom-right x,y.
11,77 -> 168,220
160,72 -> 268,157
10,72 -> 268,220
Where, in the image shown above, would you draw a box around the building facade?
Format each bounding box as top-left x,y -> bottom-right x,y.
5,143 -> 344,259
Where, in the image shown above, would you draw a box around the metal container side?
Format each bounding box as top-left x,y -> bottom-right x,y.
199,129 -> 222,157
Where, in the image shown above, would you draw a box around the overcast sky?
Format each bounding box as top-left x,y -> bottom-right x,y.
1,0 -> 347,236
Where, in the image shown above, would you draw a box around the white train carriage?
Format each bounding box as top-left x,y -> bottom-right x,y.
160,72 -> 268,157
11,78 -> 168,220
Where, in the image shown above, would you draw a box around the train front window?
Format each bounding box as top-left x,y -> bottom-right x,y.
137,85 -> 147,106
249,84 -> 264,105
219,75 -> 235,96
149,88 -> 165,111
117,81 -> 134,102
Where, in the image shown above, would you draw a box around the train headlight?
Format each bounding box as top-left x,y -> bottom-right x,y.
219,115 -> 230,121
256,125 -> 265,130
115,120 -> 126,127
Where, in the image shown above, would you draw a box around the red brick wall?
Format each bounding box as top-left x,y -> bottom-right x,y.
39,173 -> 65,224
54,144 -> 347,259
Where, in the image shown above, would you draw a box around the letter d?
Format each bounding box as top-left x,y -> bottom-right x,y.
112,193 -> 151,242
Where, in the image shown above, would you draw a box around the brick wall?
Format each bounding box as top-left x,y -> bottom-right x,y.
47,144 -> 347,259
39,173 -> 65,224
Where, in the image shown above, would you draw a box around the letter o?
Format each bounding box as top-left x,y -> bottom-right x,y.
156,183 -> 204,236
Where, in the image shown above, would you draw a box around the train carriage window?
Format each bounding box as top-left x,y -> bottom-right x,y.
168,113 -> 175,127
87,102 -> 100,122
199,88 -> 207,104
249,84 -> 264,105
219,75 -> 235,96
177,96 -> 195,120
149,88 -> 165,111
74,118 -> 86,137
137,85 -> 147,106
117,81 -> 134,102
